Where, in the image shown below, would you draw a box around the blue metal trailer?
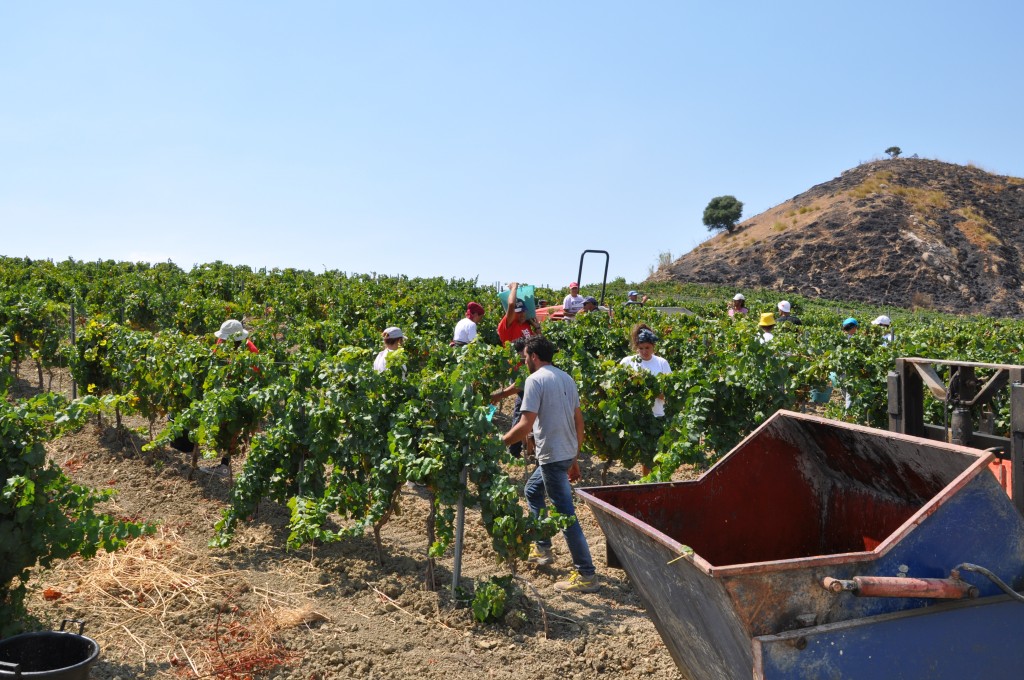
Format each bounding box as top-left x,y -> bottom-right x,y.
577,411 -> 1024,679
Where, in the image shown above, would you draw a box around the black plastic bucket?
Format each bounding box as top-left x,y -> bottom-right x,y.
0,621 -> 99,679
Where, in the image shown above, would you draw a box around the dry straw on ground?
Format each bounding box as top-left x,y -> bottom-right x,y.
37,527 -> 327,677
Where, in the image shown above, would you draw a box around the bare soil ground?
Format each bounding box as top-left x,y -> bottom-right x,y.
15,362 -> 687,680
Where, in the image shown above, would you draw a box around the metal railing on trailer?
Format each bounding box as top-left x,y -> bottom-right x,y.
887,357 -> 1024,514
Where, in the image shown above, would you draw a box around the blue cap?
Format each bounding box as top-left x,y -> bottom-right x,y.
637,328 -> 658,344
842,317 -> 858,329
628,290 -> 638,297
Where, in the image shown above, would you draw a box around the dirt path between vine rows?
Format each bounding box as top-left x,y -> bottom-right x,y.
17,363 -> 688,680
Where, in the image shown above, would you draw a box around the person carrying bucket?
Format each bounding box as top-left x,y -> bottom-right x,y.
498,282 -> 540,345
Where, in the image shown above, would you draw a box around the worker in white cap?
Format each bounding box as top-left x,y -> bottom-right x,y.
871,315 -> 895,346
728,293 -> 748,317
776,300 -> 802,326
374,326 -> 406,372
206,319 -> 260,478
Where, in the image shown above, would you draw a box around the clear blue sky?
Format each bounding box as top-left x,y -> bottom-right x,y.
3,2 -> 1023,290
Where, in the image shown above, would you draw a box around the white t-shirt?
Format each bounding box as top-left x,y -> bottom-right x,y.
373,348 -> 393,372
453,317 -> 478,344
619,354 -> 671,416
562,294 -> 585,316
759,330 -> 774,344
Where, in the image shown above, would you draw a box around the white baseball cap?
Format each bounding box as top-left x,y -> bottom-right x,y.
733,293 -> 745,301
871,315 -> 892,327
777,300 -> 791,313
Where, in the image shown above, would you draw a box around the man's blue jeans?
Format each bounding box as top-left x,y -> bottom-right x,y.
525,457 -> 596,577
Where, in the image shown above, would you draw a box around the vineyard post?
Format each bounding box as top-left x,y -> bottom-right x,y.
893,359 -> 924,437
451,463 -> 469,593
1010,373 -> 1024,513
70,302 -> 77,400
887,370 -> 901,432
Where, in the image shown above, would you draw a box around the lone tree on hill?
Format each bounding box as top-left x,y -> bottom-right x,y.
703,195 -> 744,234
885,146 -> 902,159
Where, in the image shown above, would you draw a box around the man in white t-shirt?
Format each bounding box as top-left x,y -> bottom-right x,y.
562,282 -> 585,318
452,302 -> 485,346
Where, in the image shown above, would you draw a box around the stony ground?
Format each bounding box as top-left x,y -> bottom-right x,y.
17,362 -> 687,680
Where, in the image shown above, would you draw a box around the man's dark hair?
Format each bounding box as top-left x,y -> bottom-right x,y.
512,337 -> 528,354
525,336 -> 555,363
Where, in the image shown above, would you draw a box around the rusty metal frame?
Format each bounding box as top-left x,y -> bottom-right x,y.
888,357 -> 1024,514
581,410 -> 996,577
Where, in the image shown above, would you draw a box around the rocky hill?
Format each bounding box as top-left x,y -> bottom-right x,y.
652,159 -> 1024,316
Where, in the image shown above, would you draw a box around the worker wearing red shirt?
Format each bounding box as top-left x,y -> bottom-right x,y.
498,282 -> 540,345
496,283 -> 540,464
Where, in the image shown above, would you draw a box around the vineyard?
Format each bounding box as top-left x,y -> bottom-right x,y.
3,255 -> 1024,678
